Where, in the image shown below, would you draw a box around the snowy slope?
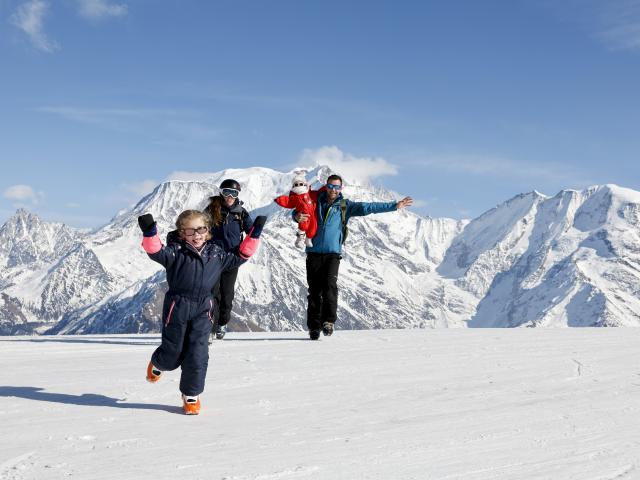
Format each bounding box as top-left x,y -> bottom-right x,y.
1,329 -> 640,479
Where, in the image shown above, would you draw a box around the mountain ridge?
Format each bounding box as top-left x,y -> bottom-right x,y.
1,168 -> 638,334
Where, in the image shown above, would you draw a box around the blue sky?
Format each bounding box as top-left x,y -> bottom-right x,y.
1,0 -> 639,227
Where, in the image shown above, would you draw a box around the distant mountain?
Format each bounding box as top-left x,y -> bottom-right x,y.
1,167 -> 638,335
440,185 -> 640,327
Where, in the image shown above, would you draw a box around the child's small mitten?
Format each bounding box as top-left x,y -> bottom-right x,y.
137,214 -> 157,237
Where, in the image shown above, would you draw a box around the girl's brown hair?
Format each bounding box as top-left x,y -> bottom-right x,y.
204,195 -> 224,227
175,210 -> 212,240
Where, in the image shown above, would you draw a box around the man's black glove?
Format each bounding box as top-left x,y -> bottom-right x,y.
250,215 -> 267,238
137,213 -> 157,237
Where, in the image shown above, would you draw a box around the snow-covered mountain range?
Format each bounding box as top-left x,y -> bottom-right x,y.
1,165 -> 639,335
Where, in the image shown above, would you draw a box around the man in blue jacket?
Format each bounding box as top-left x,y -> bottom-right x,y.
295,174 -> 413,340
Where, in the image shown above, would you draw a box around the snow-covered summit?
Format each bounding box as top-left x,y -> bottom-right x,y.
439,184 -> 640,327
0,209 -> 80,269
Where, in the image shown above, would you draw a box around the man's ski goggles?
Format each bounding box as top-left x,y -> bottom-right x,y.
221,188 -> 240,198
326,183 -> 342,190
181,226 -> 209,236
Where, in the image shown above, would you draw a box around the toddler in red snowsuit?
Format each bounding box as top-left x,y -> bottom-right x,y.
274,174 -> 325,248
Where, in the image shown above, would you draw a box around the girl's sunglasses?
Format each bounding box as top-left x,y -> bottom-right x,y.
326,183 -> 342,190
221,188 -> 239,198
181,226 -> 208,236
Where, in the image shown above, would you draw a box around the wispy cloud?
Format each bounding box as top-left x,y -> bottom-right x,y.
9,0 -> 126,53
10,0 -> 58,52
76,0 -> 127,20
104,179 -> 157,210
3,184 -> 44,205
36,105 -> 224,145
412,152 -> 596,186
548,0 -> 640,51
36,106 -> 181,124
411,199 -> 429,209
171,85 -> 404,122
593,0 -> 640,50
298,146 -> 398,183
166,171 -> 216,182
122,179 -> 157,198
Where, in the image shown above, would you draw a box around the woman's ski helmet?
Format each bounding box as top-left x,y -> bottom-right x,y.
219,178 -> 241,191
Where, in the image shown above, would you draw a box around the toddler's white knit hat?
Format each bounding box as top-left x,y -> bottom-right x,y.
292,174 -> 307,185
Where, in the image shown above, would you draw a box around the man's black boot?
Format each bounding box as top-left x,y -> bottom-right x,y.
322,322 -> 334,336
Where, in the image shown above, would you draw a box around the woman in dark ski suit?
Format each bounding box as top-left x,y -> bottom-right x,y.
205,178 -> 254,340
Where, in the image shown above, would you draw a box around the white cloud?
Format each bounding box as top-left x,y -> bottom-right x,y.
548,0 -> 640,51
105,179 -> 157,209
414,153 -> 595,186
410,199 -> 429,209
298,146 -> 398,183
3,184 -> 44,204
595,0 -> 640,50
36,106 -> 180,124
36,106 -> 223,147
122,179 -> 157,198
76,0 -> 127,20
10,0 -> 58,52
166,171 -> 215,182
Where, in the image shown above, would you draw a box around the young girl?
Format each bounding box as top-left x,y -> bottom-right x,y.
138,209 -> 265,415
274,174 -> 325,248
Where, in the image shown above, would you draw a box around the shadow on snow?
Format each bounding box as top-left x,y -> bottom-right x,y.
0,386 -> 181,414
0,337 -> 161,346
220,337 -> 311,342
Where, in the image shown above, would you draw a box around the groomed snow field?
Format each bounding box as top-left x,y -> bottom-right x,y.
1,328 -> 639,479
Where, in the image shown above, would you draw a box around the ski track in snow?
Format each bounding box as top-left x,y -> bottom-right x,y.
1,329 -> 640,479
0,452 -> 35,478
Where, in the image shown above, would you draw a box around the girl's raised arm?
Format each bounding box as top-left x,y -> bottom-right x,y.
138,214 -> 177,269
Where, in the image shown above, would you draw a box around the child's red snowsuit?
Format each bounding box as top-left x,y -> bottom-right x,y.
274,187 -> 325,239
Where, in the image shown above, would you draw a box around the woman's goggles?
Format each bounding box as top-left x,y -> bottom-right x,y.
221,188 -> 240,198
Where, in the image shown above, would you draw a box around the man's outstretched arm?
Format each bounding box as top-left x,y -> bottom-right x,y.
347,196 -> 413,217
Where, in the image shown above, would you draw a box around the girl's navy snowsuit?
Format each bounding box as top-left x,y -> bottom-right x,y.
144,236 -> 248,396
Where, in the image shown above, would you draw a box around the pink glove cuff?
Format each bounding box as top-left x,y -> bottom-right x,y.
142,234 -> 163,254
239,236 -> 260,259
